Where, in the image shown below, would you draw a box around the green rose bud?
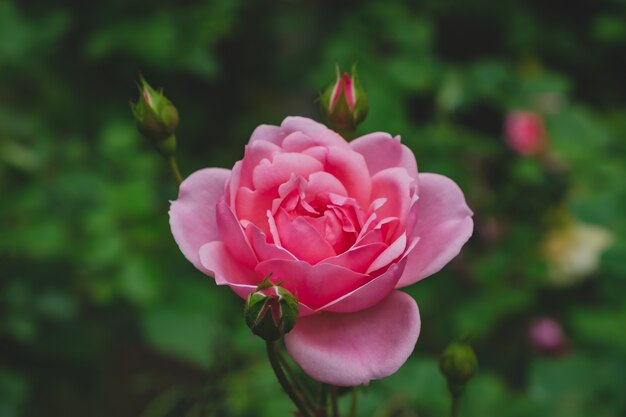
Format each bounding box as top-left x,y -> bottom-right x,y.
320,64 -> 368,134
244,277 -> 299,342
131,76 -> 179,156
439,340 -> 478,397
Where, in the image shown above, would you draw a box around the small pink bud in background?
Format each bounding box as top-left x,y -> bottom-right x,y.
504,110 -> 546,156
320,64 -> 368,134
528,317 -> 568,356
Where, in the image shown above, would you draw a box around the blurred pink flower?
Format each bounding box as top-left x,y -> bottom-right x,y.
504,110 -> 547,155
528,317 -> 567,355
169,117 -> 474,386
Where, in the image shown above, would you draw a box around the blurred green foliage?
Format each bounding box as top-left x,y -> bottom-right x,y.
1,0 -> 626,416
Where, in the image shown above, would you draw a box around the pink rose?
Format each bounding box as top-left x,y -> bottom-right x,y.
170,117 -> 473,386
504,110 -> 546,155
528,317 -> 568,356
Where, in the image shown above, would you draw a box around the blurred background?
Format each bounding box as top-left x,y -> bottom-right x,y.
1,0 -> 625,416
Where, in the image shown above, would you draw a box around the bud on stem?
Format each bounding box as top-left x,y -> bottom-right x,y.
439,340 -> 478,398
244,276 -> 299,342
131,76 -> 180,157
320,64 -> 368,136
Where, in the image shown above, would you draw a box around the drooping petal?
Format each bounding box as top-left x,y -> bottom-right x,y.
169,168 -> 230,273
351,133 -> 418,180
397,173 -> 473,287
284,291 -> 420,386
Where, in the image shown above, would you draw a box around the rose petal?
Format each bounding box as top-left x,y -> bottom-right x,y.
249,124 -> 288,146
252,152 -> 323,193
216,200 -> 258,268
199,241 -> 258,286
284,291 -> 420,386
248,224 -> 298,262
235,187 -> 274,233
325,146 -> 371,207
169,168 -> 230,273
275,209 -> 337,264
281,117 -> 349,149
255,259 -> 369,309
366,232 -> 407,274
322,255 -> 408,313
351,133 -> 418,180
239,140 -> 282,189
305,171 -> 348,203
371,167 -> 415,227
320,242 -> 387,273
397,173 -> 473,287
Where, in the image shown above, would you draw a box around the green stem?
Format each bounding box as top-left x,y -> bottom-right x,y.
330,386 -> 339,417
266,342 -> 312,417
347,388 -> 357,417
277,349 -> 316,413
168,156 -> 183,185
450,394 -> 461,417
319,384 -> 328,417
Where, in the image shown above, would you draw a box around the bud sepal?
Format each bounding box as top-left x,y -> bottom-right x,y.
320,64 -> 368,133
244,276 -> 299,342
131,76 -> 180,156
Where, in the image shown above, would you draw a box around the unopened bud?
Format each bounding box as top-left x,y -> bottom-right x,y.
320,64 -> 368,133
244,277 -> 298,342
131,76 -> 179,156
439,340 -> 478,397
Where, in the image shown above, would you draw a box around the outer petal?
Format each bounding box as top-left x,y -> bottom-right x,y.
255,259 -> 369,310
169,168 -> 230,273
281,117 -> 349,149
351,133 -> 418,180
216,200 -> 258,268
397,173 -> 473,287
248,124 -> 289,146
199,241 -> 257,286
322,255 -> 408,313
284,291 -> 420,386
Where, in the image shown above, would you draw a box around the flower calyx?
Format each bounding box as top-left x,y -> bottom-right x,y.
244,276 -> 299,342
131,76 -> 179,156
320,64 -> 368,134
